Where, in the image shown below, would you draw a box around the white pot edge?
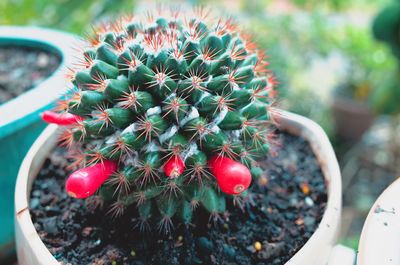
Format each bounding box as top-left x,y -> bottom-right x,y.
14,110 -> 342,265
15,123 -> 60,265
357,178 -> 400,265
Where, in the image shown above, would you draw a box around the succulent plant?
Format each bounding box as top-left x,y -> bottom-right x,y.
42,8 -> 277,232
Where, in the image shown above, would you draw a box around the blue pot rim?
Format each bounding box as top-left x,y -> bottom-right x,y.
0,26 -> 80,138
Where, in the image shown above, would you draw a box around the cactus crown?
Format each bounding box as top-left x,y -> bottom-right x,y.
53,8 -> 277,232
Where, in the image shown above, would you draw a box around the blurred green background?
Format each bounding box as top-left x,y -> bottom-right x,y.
2,0 -> 400,253
1,0 -> 398,137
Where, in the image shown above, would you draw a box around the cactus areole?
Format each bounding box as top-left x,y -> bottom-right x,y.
42,9 -> 277,227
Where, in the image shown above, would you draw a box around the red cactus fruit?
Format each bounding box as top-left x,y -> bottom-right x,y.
66,160 -> 117,199
41,111 -> 83,125
208,155 -> 252,195
163,155 -> 185,178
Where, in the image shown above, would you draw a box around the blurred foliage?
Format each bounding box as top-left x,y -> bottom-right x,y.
239,13 -> 341,135
236,1 -> 399,134
244,8 -> 396,98
0,0 -> 137,34
330,25 -> 397,104
373,0 -> 400,59
371,0 -> 400,115
371,68 -> 400,115
291,0 -> 390,11
285,89 -> 335,136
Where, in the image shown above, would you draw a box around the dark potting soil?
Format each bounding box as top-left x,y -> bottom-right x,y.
0,46 -> 60,104
29,131 -> 327,265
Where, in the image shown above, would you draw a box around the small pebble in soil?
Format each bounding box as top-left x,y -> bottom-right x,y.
254,241 -> 262,251
30,131 -> 327,265
0,46 -> 60,104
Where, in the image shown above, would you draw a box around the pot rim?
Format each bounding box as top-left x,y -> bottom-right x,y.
357,178 -> 400,265
15,110 -> 342,265
0,26 -> 80,138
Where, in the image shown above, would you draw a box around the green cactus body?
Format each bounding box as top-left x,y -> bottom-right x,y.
57,9 -> 277,230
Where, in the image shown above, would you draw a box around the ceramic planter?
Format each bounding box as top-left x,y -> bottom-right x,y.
15,110 -> 356,265
358,178 -> 400,265
0,26 -> 78,254
332,96 -> 375,141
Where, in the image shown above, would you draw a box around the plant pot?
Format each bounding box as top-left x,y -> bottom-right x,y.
332,96 -> 375,142
358,178 -> 400,265
15,110 -> 355,265
0,26 -> 78,255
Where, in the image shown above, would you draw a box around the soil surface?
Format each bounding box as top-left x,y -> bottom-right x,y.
0,46 -> 60,104
30,131 -> 327,265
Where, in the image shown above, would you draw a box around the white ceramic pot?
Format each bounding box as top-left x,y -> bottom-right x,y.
358,178 -> 400,265
15,111 -> 351,265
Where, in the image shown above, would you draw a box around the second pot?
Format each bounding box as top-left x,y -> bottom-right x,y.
332,96 -> 375,142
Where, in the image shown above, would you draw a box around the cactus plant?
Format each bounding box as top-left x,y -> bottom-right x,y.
43,9 -> 277,232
